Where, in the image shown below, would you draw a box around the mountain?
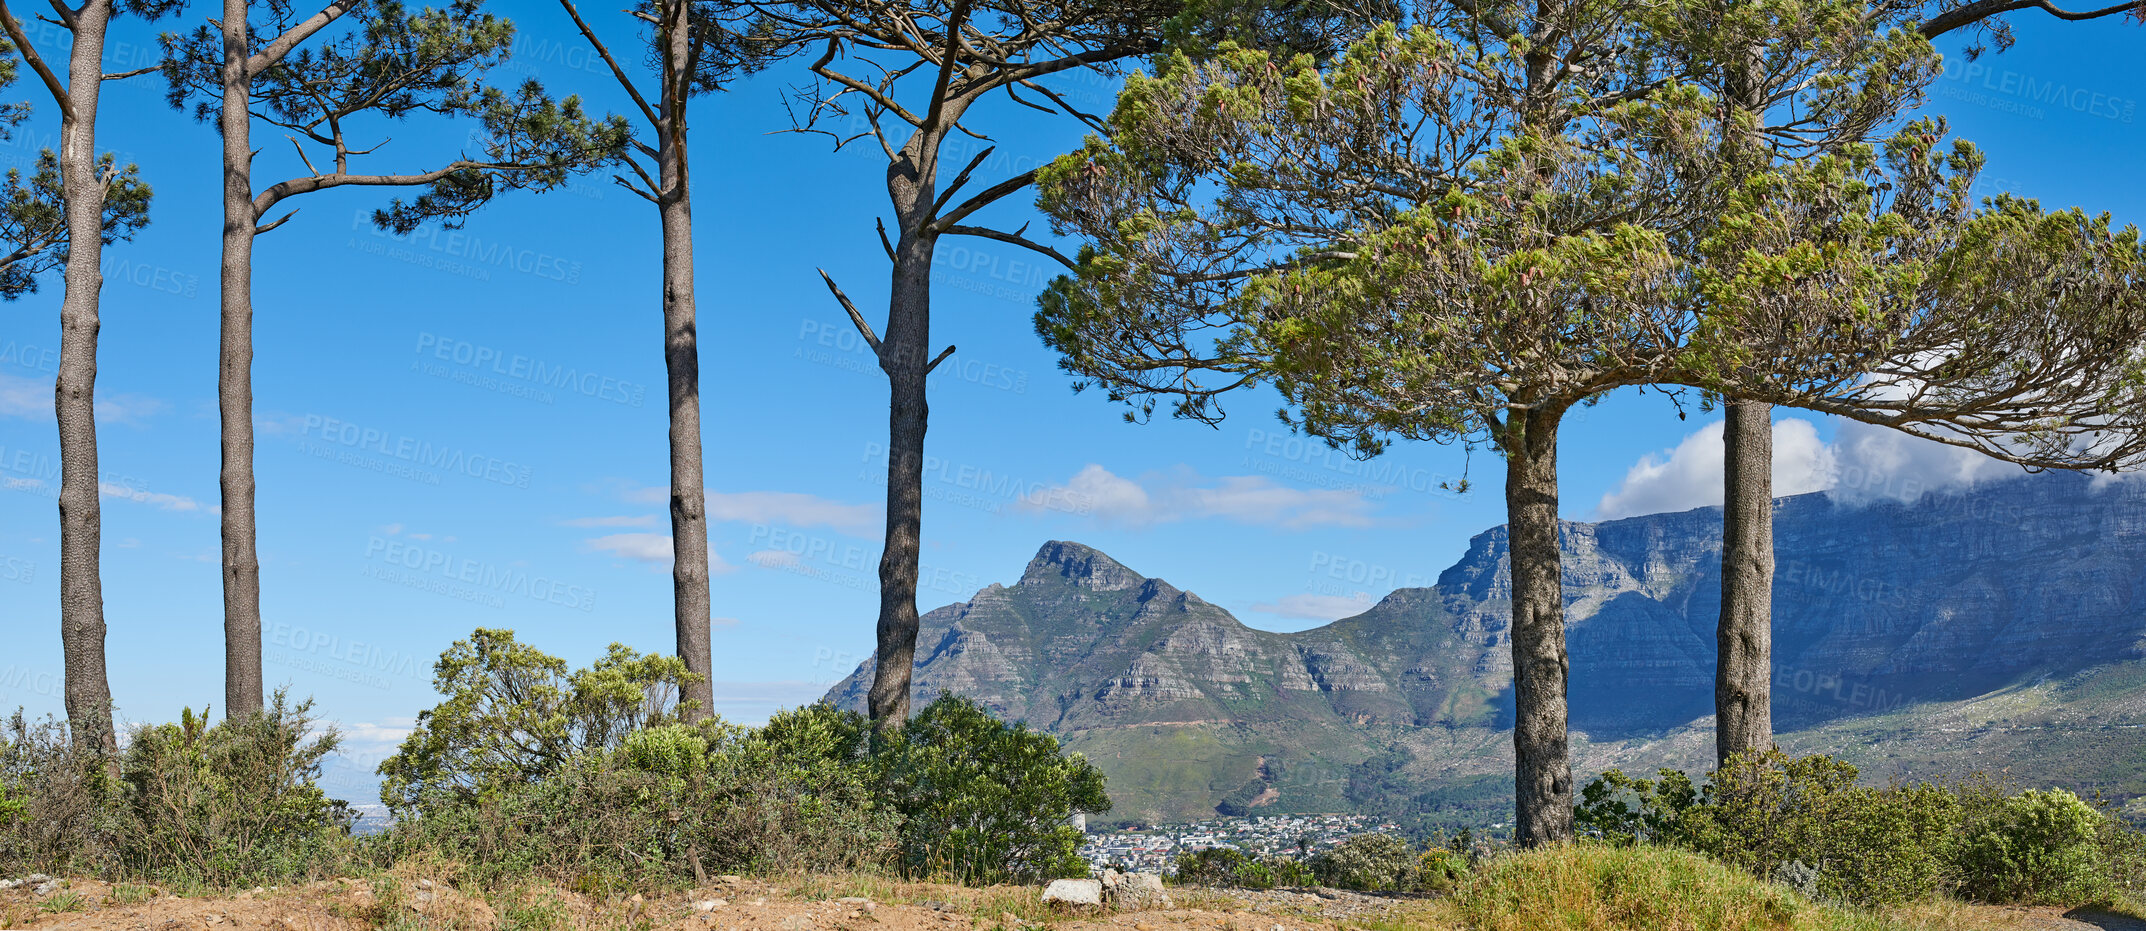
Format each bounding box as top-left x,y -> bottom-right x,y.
825,474 -> 2146,826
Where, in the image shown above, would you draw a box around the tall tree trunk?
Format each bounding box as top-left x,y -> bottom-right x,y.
1715,40 -> 1775,768
55,0 -> 116,754
865,111 -> 960,730
219,0 -> 264,719
1717,399 -> 1774,764
1505,402 -> 1573,847
657,0 -> 714,723
866,230 -> 934,728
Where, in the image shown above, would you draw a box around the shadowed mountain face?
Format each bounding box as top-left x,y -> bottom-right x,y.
826,475 -> 2146,824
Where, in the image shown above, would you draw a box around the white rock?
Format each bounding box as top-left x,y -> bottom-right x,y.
1041,879 -> 1103,908
693,900 -> 728,912
1101,872 -> 1172,910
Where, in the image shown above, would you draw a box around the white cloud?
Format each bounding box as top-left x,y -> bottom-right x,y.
0,373 -> 44,418
99,482 -> 208,513
562,515 -> 659,528
1020,464 -> 1377,529
706,680 -> 835,723
339,718 -> 416,753
99,394 -> 170,425
582,532 -> 738,574
1597,416 -> 2044,519
712,616 -> 742,629
616,485 -> 879,536
1249,592 -> 1377,621
1825,418 -> 2028,505
1597,419 -> 1835,519
0,382 -> 174,424
584,532 -> 674,564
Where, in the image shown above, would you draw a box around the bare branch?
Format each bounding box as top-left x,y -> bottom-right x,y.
819,268 -> 884,358
932,168 -> 1037,232
1920,0 -> 2146,36
941,223 -> 1076,271
925,344 -> 957,373
0,0 -> 73,118
253,208 -> 301,235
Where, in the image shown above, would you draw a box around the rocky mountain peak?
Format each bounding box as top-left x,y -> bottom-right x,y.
1021,540 -> 1146,591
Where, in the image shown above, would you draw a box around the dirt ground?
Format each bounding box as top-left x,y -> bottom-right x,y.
7,872 -> 2146,931
0,873 -> 1411,931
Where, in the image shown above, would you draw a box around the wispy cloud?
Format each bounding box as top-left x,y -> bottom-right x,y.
99,482 -> 208,513
611,484 -> 880,536
1019,464 -> 1378,529
0,373 -> 43,418
562,514 -> 659,528
582,532 -> 738,574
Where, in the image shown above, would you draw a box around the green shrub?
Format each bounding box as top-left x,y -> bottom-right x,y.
1173,847 -> 1277,889
1574,767 -> 1697,847
118,692 -> 355,886
380,707 -> 899,886
1579,751 -> 1958,906
381,633 -> 1112,888
1309,832 -> 1419,892
1,694 -> 351,887
0,712 -> 120,877
1957,789 -> 2112,905
1418,846 -> 1471,895
1453,844 -> 1869,931
378,629 -> 695,818
873,694 -> 1110,884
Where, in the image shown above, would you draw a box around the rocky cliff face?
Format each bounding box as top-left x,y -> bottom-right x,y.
826,474 -> 2146,823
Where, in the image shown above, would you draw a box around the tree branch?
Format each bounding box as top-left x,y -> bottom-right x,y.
925,344 -> 957,373
249,0 -> 361,73
0,0 -> 73,118
818,268 -> 884,357
940,223 -> 1077,271
931,168 -> 1036,231
557,0 -> 662,128
1920,0 -> 2146,37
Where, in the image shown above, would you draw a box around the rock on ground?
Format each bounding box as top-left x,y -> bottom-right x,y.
1040,879 -> 1103,908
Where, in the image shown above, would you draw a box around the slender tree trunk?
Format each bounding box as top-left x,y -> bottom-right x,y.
1505,402 -> 1573,847
1717,399 -> 1774,764
219,0 -> 264,719
657,0 -> 714,723
55,0 -> 116,754
1715,42 -> 1775,768
866,229 -> 934,728
864,108 -> 963,730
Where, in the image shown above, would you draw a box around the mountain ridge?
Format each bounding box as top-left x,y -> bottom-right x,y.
827,474 -> 2146,825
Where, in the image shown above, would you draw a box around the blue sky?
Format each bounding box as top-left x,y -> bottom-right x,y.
0,5 -> 2138,803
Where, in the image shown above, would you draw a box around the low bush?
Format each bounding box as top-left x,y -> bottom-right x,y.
1451,844 -> 1891,931
872,694 -> 1110,884
1309,832 -> 1419,892
380,631 -> 1109,888
1578,750 -> 2145,908
0,712 -> 116,878
378,629 -> 695,818
1956,788 -> 2111,905
0,692 -> 353,887
1417,846 -> 1471,895
1172,847 -> 1284,889
119,693 -> 354,886
379,707 -> 899,887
